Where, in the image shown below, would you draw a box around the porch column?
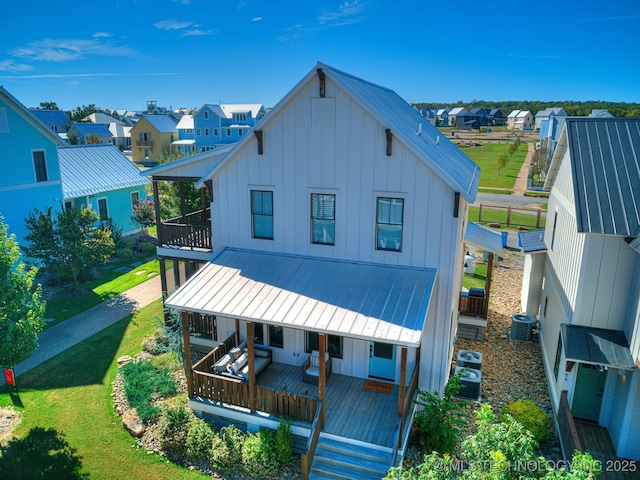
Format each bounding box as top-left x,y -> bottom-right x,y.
398,347 -> 407,415
159,258 -> 168,299
235,319 -> 241,346
179,181 -> 187,219
247,322 -> 256,413
172,260 -> 180,289
152,179 -> 162,244
181,311 -> 194,397
485,252 -> 494,319
319,333 -> 326,428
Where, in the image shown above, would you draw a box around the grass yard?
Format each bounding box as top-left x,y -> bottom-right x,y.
469,206 -> 546,230
0,301 -> 206,480
458,143 -> 527,189
463,261 -> 488,291
44,256 -> 160,326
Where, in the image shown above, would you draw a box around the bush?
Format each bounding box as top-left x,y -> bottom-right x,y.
135,241 -> 155,254
121,360 -> 177,422
275,418 -> 293,465
116,247 -> 133,259
210,425 -> 244,470
242,428 -> 279,477
118,239 -> 136,250
157,404 -> 195,456
501,399 -> 550,443
150,351 -> 182,372
185,418 -> 214,462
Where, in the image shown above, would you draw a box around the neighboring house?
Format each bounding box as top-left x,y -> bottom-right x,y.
588,109 -> 614,118
68,122 -> 113,145
520,118 -> 640,462
0,87 -> 66,246
539,115 -> 567,153
82,112 -> 117,124
129,115 -> 178,163
455,110 -> 480,130
487,108 -> 505,126
507,110 -> 533,130
83,112 -> 131,150
171,114 -> 196,156
58,144 -> 150,236
417,106 -> 437,126
535,107 -> 567,130
448,106 -> 466,127
29,109 -> 70,134
193,103 -> 266,152
470,108 -> 488,126
144,62 -> 479,477
436,107 -> 450,126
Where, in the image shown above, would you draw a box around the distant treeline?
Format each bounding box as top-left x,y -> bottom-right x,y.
412,100 -> 640,118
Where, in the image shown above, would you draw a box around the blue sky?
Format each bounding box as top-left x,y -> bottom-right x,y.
2,0 -> 639,111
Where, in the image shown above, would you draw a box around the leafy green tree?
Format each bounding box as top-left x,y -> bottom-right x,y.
66,131 -> 79,145
68,104 -> 101,123
156,152 -> 203,221
23,206 -> 115,290
130,200 -> 155,234
37,101 -> 60,110
0,217 -> 46,369
496,153 -> 509,175
85,132 -> 100,144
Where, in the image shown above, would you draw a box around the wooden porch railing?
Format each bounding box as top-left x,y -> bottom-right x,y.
189,313 -> 216,338
557,390 -> 582,461
459,292 -> 488,319
301,400 -> 324,480
393,363 -> 420,465
158,209 -> 212,250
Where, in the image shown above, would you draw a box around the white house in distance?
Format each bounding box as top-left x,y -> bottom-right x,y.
145,61 -> 479,478
507,110 -> 533,130
520,118 -> 640,462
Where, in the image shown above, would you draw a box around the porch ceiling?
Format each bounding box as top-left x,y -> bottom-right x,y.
165,248 -> 437,347
561,324 -> 636,370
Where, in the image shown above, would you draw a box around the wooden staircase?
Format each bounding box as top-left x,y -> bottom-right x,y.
309,435 -> 394,480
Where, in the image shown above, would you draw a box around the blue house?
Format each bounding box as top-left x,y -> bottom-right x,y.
193,103 -> 266,152
29,109 -> 70,135
0,86 -> 66,246
171,114 -> 196,156
58,144 -> 151,236
68,122 -> 113,145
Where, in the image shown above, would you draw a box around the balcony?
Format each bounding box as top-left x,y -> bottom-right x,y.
136,140 -> 154,147
157,209 -> 212,251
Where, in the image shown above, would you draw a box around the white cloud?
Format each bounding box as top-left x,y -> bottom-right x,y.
252,17 -> 263,22
154,19 -> 192,30
93,32 -> 112,38
0,59 -> 33,72
317,1 -> 364,26
0,72 -> 188,80
181,28 -> 217,36
8,38 -> 136,62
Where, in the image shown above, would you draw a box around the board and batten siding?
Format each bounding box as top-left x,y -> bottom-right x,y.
626,258 -> 640,365
210,74 -> 464,392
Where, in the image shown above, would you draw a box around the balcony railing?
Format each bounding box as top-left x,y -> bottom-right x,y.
158,209 -> 212,250
136,140 -> 154,147
459,292 -> 488,319
558,390 -> 582,461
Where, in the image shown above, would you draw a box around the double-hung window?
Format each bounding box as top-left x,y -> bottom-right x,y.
311,193 -> 335,245
305,332 -> 343,358
268,325 -> 283,348
376,197 -> 404,251
33,150 -> 48,182
251,190 -> 274,240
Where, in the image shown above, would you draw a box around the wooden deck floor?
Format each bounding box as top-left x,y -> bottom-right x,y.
257,362 -> 399,447
575,422 -> 640,480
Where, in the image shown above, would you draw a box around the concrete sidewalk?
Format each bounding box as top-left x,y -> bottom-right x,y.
513,142 -> 535,195
2,276 -> 162,386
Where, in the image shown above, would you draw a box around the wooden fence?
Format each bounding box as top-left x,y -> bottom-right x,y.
476,204 -> 543,229
557,390 -> 582,461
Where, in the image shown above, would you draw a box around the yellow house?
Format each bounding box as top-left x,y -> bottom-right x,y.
130,115 -> 178,163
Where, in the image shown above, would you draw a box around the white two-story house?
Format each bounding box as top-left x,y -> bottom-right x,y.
520,117 -> 640,462
145,62 -> 479,478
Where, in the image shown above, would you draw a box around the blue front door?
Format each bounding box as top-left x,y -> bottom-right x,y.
369,342 -> 396,381
572,364 -> 607,422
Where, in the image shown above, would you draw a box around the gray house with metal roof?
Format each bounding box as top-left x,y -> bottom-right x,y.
521,118 -> 640,461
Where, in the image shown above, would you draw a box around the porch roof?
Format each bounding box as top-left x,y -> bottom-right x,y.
561,324 -> 635,370
165,248 -> 437,347
464,221 -> 503,254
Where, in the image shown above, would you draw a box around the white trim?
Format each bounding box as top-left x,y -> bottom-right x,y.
130,190 -> 140,213
97,196 -> 109,221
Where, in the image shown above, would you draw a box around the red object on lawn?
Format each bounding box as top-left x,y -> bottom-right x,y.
4,368 -> 15,387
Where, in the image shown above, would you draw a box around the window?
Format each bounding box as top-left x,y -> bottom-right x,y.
227,128 -> 232,137
251,190 -> 273,240
311,193 -> 335,245
185,128 -> 193,134
238,128 -> 243,137
305,332 -> 343,358
64,200 -> 72,211
33,150 -> 48,182
268,325 -> 283,348
254,323 -> 264,345
553,335 -> 563,380
214,128 -> 218,136
204,111 -> 209,120
233,113 -> 247,122
97,198 -> 109,222
131,191 -> 140,212
205,128 -> 210,136
543,295 -> 548,318
550,210 -> 558,251
376,197 -> 404,251
196,128 -> 201,136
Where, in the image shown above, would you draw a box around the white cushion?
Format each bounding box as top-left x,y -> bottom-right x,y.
306,366 -> 320,377
310,355 -> 320,368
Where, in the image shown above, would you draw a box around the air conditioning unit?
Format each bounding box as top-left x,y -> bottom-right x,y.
455,366 -> 481,400
510,314 -> 532,341
457,350 -> 483,370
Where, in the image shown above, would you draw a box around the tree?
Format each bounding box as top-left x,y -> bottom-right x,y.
23,206 -> 115,290
496,153 -> 509,175
130,199 -> 156,234
0,217 -> 46,369
68,104 -> 101,123
67,131 -> 79,145
37,101 -> 60,110
508,142 -> 519,158
85,132 -> 100,144
531,147 -> 553,185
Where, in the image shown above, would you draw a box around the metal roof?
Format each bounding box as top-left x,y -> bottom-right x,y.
176,114 -> 193,130
220,104 -> 264,118
29,109 -> 69,126
627,236 -> 640,254
566,118 -> 640,236
71,123 -> 112,137
518,229 -> 547,253
142,115 -> 178,133
561,323 -> 635,370
58,144 -> 150,198
464,222 -> 503,254
165,248 -> 437,347
535,107 -> 567,118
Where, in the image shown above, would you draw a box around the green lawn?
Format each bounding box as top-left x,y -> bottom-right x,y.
44,256 -> 160,326
469,206 -> 546,230
0,301 -> 206,480
463,261 -> 487,290
459,143 -> 528,189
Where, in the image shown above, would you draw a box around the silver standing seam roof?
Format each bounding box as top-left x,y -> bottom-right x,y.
518,229 -> 547,253
164,248 -> 437,347
58,144 -> 150,198
561,323 -> 635,370
566,118 -> 640,236
464,222 -> 503,254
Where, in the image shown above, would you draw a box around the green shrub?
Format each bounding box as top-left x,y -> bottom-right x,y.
210,425 -> 244,470
135,241 -> 155,254
413,373 -> 469,454
118,239 -> 136,250
121,360 -> 177,422
275,418 -> 293,465
116,247 -> 133,259
157,404 -> 195,456
185,418 -> 214,462
242,428 -> 278,477
150,351 -> 182,372
501,399 -> 550,443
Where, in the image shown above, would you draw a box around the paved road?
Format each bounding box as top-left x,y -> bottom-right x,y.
474,192 -> 548,208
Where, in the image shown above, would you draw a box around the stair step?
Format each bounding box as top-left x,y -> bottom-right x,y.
314,445 -> 391,474
310,458 -> 387,480
317,436 -> 393,463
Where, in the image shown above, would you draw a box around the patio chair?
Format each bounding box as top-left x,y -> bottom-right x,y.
301,350 -> 332,385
